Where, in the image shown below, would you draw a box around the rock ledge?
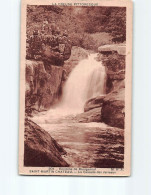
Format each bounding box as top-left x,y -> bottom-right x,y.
24,118 -> 68,167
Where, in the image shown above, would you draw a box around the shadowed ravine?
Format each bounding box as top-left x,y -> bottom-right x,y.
32,54 -> 124,168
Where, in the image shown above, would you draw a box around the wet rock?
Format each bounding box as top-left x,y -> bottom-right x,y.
98,44 -> 126,93
101,100 -> 125,129
24,118 -> 68,167
101,81 -> 125,129
106,70 -> 125,93
84,95 -> 105,112
82,80 -> 125,128
25,60 -> 63,115
101,52 -> 125,73
76,107 -> 102,123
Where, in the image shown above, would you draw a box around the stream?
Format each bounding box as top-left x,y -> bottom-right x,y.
33,111 -> 124,168
32,53 -> 124,168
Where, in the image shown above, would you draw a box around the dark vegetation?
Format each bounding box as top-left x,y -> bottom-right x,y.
27,5 -> 126,51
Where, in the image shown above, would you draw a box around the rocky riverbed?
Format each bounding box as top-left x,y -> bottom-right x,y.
32,110 -> 124,168
25,44 -> 126,168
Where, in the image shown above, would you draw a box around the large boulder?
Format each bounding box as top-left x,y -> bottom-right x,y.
76,107 -> 102,123
98,44 -> 126,93
101,100 -> 125,129
84,95 -> 105,112
24,118 -> 68,167
98,44 -> 126,56
106,70 -> 125,93
82,80 -> 125,129
101,81 -> 125,129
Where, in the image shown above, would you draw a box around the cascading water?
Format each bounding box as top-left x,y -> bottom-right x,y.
58,53 -> 106,114
32,53 -> 123,169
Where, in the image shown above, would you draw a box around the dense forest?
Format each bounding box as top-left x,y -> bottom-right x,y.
27,5 -> 126,51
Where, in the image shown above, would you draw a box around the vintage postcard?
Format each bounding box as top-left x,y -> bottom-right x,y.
19,0 -> 133,176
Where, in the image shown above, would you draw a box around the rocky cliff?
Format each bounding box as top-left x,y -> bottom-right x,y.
99,44 -> 125,128
101,81 -> 125,129
25,47 -> 89,116
98,44 -> 126,93
79,44 -> 126,129
24,118 -> 68,167
25,60 -> 64,115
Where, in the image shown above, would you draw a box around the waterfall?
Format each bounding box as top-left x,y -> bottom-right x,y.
57,53 -> 106,114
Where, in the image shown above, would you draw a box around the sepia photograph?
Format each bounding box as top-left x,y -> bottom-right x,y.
19,0 -> 133,176
2,0 -> 151,194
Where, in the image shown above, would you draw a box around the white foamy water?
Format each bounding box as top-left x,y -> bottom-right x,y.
33,53 -> 106,124
32,54 -> 124,168
57,53 -> 106,114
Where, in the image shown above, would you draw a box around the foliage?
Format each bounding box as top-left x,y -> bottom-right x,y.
27,6 -> 126,51
82,7 -> 126,43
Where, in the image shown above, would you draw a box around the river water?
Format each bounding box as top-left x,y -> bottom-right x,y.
33,112 -> 124,168
32,53 -> 124,168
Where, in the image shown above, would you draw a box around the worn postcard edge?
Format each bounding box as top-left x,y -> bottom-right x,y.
19,0 -> 133,176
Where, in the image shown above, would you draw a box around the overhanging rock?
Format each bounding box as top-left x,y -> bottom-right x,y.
98,44 -> 126,56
